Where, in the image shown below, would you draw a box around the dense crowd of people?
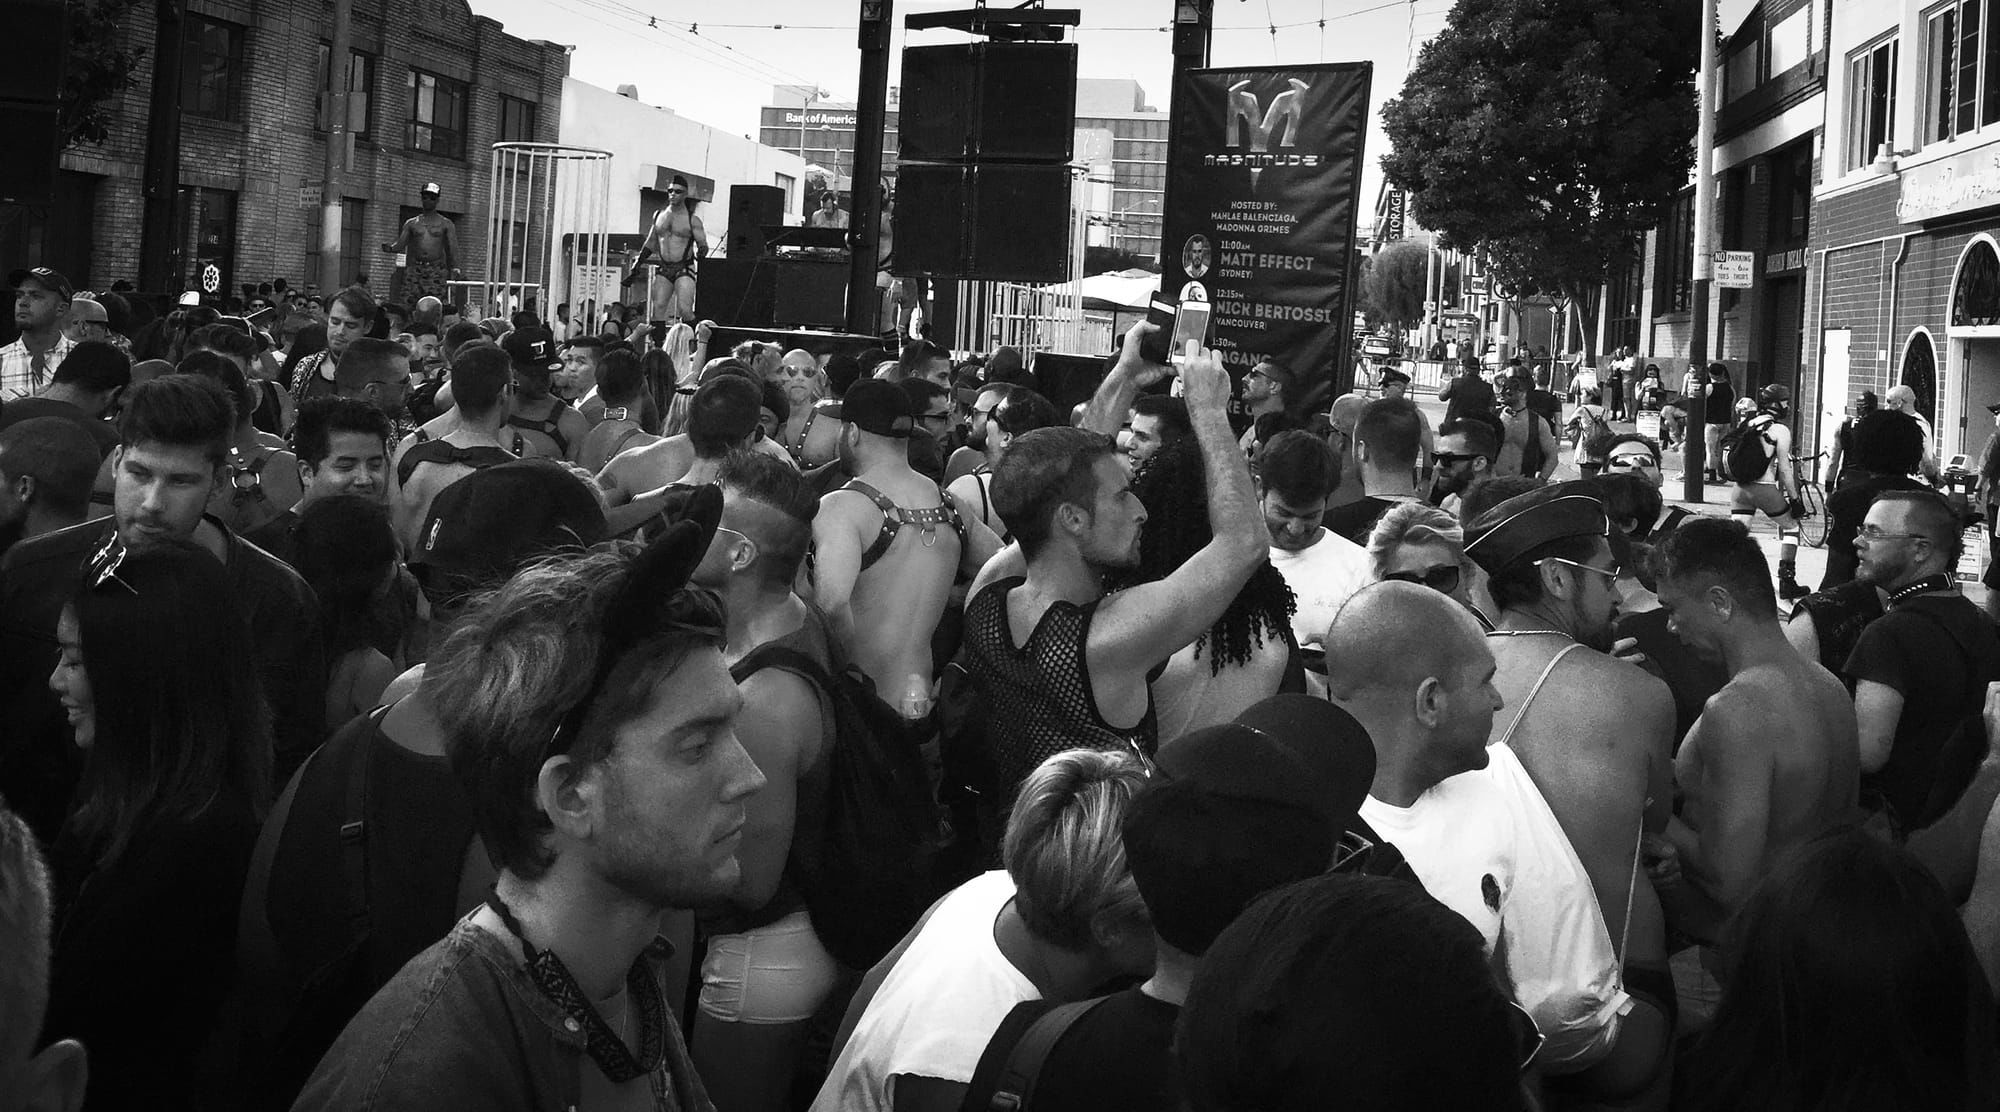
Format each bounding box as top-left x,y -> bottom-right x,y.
5,261 -> 2000,1112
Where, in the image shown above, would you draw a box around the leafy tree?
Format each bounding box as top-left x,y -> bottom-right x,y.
1364,239 -> 1430,329
62,0 -> 146,149
1380,0 -> 1700,355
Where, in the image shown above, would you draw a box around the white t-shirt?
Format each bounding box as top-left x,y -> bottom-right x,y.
1361,743 -> 1632,1073
1268,529 -> 1373,650
812,870 -> 1036,1112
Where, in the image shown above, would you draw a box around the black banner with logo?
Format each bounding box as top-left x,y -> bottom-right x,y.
1160,63 -> 1372,402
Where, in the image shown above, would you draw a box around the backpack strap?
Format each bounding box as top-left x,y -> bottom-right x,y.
731,643 -> 835,690
984,997 -> 1111,1112
340,704 -> 392,937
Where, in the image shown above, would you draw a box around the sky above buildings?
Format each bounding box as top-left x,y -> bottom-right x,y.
474,0 -> 1459,204
474,0 -> 1758,217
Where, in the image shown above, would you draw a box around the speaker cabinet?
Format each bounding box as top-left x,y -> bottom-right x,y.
774,257 -> 848,330
697,257 -> 774,328
898,43 -> 1077,164
893,163 -> 1070,282
726,185 -> 786,257
1031,352 -> 1109,415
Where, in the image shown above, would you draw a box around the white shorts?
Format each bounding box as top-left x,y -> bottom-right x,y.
698,909 -> 841,1025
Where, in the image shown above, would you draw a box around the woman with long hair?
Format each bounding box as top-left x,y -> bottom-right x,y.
43,541 -> 272,1111
1121,435 -> 1297,742
1676,831 -> 1999,1112
293,494 -> 405,725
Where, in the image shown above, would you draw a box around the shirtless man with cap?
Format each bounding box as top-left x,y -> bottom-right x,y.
813,379 -> 999,717
1463,483 -> 1675,1089
381,185 -> 460,301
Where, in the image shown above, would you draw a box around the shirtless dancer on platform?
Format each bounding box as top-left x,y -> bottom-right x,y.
812,380 -> 999,716
625,175 -> 707,338
1463,482 -> 1674,1097
1648,516 -> 1860,1028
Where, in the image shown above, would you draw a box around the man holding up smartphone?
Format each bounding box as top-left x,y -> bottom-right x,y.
968,326 -> 1268,798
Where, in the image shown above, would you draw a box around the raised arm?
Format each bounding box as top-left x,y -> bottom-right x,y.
1079,322 -> 1172,437
1087,344 -> 1266,676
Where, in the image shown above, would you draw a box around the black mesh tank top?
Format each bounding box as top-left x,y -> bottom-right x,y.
963,577 -> 1158,799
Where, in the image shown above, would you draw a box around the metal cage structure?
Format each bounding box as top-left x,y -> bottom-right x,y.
483,142 -> 613,324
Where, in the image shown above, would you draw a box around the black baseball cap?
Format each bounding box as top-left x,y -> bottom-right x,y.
830,379 -> 913,438
412,459 -> 609,576
8,267 -> 73,300
1122,695 -> 1378,956
500,327 -> 562,374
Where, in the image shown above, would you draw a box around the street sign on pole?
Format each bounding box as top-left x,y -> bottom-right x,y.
1715,250 -> 1754,289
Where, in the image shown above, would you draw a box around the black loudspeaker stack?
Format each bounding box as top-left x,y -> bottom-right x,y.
894,43 -> 1076,283
0,0 -> 67,207
727,185 -> 786,257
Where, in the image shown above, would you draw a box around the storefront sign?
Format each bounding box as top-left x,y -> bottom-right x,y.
1898,147 -> 2000,224
1765,248 -> 1805,274
778,109 -> 859,128
1160,62 -> 1372,389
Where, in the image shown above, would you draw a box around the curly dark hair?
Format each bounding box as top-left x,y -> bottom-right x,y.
1118,437 -> 1294,673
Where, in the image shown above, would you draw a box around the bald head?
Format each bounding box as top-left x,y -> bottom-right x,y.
781,349 -> 817,374
1329,393 -> 1368,435
1325,582 -> 1487,703
1885,385 -> 1917,413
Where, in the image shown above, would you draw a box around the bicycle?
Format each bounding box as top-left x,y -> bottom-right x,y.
1791,451 -> 1828,548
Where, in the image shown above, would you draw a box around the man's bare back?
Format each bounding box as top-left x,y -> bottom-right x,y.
1489,636 -> 1674,964
1674,657 -> 1859,927
814,467 -> 964,700
596,435 -> 695,505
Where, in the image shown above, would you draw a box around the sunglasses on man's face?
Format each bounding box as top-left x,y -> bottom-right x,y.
1383,563 -> 1462,594
1606,453 -> 1659,472
1431,451 -> 1481,468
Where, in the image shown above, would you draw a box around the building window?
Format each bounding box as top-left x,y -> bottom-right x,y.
1768,142 -> 1813,245
1847,38 -> 1898,170
1654,189 -> 1694,316
1766,4 -> 1813,77
1724,42 -> 1760,102
1926,0 -> 2000,144
499,95 -> 536,143
304,199 -> 368,287
407,70 -> 469,159
1606,248 -> 1643,353
316,46 -> 375,140
182,15 -> 245,121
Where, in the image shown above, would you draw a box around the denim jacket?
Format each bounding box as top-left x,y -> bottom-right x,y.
293,913 -> 711,1111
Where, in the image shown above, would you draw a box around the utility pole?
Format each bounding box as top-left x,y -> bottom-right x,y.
1682,0 -> 1717,504
845,0 -> 893,335
138,0 -> 187,293
320,0 -> 353,293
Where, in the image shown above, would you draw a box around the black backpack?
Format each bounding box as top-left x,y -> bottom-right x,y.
1722,414 -> 1775,483
730,645 -> 944,970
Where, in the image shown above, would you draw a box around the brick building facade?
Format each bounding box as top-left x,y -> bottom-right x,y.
9,0 -> 566,306
1804,0 -> 2000,469
1618,0 -> 1823,410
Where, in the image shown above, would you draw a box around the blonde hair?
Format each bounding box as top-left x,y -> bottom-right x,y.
1001,748 -> 1152,952
1366,501 -> 1470,581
